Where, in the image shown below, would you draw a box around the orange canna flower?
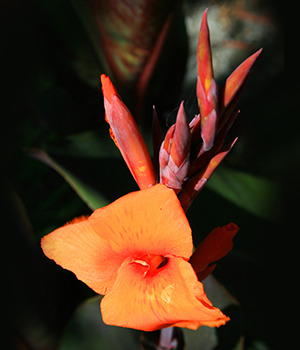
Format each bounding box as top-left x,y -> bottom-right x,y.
41,184 -> 233,331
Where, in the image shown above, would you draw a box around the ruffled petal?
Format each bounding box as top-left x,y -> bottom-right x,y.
101,257 -> 229,331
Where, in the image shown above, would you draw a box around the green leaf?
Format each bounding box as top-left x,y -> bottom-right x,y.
4,180 -> 86,349
44,129 -> 154,159
45,130 -> 122,159
29,130 -> 283,222
27,148 -> 109,211
26,129 -> 144,211
207,166 -> 282,222
71,0 -> 187,122
59,296 -> 140,350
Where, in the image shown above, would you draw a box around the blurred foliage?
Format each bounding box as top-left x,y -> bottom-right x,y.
3,0 -> 284,349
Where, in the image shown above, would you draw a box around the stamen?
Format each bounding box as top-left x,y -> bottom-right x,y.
130,254 -> 169,277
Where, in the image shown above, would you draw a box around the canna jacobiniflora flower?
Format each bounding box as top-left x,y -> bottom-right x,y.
40,9 -> 256,333
41,184 -> 238,331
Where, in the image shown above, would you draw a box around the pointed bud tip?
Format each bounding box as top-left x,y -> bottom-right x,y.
175,101 -> 190,137
255,47 -> 263,56
202,8 -> 209,21
240,48 -> 263,74
100,74 -> 118,103
222,48 -> 262,109
199,8 -> 209,38
248,47 -> 263,64
198,8 -> 214,96
199,9 -> 210,37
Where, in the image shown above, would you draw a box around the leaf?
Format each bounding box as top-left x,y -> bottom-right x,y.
46,129 -> 154,159
59,296 -> 140,350
26,129 -> 151,211
83,0 -> 180,87
27,148 -> 109,211
4,180 -> 86,349
32,0 -> 103,88
72,0 -> 187,122
207,166 -> 282,222
45,130 -> 122,159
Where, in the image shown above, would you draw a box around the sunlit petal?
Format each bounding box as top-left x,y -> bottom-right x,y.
101,257 -> 229,331
90,184 -> 193,260
41,217 -> 123,295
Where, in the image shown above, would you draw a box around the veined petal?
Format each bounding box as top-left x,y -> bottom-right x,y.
90,184 -> 193,260
101,257 -> 229,331
41,184 -> 193,295
190,223 -> 239,280
101,74 -> 156,189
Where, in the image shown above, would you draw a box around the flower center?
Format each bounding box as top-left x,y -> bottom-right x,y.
130,254 -> 168,277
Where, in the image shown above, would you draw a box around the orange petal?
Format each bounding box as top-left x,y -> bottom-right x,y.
190,223 -> 239,278
41,218 -> 124,295
41,184 -> 193,294
89,184 -> 193,260
101,257 -> 229,331
101,74 -> 156,190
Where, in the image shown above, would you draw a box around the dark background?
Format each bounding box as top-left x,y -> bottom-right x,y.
3,0 -> 284,349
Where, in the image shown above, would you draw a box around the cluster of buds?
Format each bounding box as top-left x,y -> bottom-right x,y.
102,9 -> 261,211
